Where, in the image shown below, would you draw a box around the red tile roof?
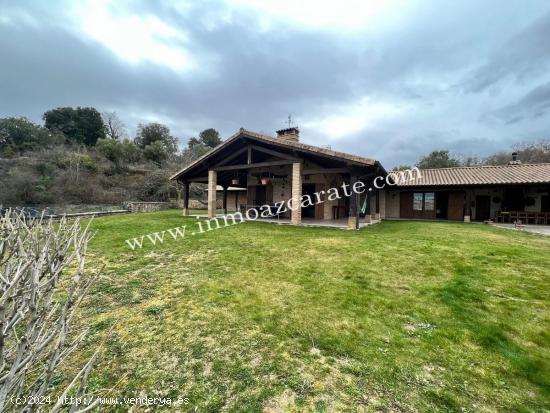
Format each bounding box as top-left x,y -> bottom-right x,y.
395,163 -> 550,186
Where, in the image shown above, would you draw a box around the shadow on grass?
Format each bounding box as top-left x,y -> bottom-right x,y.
439,263 -> 548,395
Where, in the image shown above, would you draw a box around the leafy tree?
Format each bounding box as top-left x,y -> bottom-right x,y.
198,128 -> 221,148
187,137 -> 201,149
102,111 -> 126,140
43,107 -> 106,146
182,128 -> 222,167
392,164 -> 413,171
187,128 -> 222,150
416,150 -> 461,169
96,138 -> 124,166
134,122 -> 177,152
143,141 -> 169,166
120,139 -> 141,163
0,117 -> 64,155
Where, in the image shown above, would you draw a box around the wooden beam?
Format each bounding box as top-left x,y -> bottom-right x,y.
222,185 -> 228,215
182,180 -> 189,216
349,176 -> 360,229
213,159 -> 295,172
188,176 -> 208,182
249,144 -> 300,161
212,146 -> 249,167
247,146 -> 252,164
302,167 -> 350,175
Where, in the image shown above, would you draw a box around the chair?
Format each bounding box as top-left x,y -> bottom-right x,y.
536,213 -> 548,225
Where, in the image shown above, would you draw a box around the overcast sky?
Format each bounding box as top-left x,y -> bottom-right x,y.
1,0 -> 549,166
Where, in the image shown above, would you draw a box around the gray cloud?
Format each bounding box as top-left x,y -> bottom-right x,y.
489,82 -> 550,124
1,0 -> 550,167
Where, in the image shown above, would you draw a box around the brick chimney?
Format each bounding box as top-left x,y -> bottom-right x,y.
276,127 -> 300,142
508,151 -> 521,165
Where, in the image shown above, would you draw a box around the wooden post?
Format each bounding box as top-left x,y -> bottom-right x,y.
208,170 -> 217,219
291,162 -> 302,225
365,182 -> 372,224
182,180 -> 189,216
378,190 -> 386,219
223,186 -> 228,215
348,176 -> 360,229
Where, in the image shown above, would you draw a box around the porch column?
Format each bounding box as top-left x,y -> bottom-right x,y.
364,188 -> 372,223
464,191 -> 471,222
378,190 -> 386,219
291,162 -> 302,225
208,170 -> 217,218
348,176 -> 360,229
182,180 -> 189,216
222,185 -> 228,215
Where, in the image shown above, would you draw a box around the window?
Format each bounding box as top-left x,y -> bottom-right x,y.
424,192 -> 435,211
413,193 -> 423,211
412,192 -> 435,211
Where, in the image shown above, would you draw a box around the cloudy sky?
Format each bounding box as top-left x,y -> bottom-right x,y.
1,0 -> 549,166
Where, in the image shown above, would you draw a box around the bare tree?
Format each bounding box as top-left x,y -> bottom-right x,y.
0,210 -> 99,412
101,111 -> 126,140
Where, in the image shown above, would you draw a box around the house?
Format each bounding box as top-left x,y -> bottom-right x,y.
171,127 -> 550,227
385,161 -> 550,223
171,127 -> 386,229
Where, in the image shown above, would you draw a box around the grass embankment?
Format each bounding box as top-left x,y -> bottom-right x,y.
72,210 -> 549,412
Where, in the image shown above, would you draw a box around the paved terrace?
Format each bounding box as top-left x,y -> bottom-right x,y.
188,214 -> 380,229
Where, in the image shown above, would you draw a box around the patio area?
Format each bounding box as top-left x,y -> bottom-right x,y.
494,223 -> 550,236
188,213 -> 380,229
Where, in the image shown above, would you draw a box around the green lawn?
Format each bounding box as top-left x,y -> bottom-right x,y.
73,210 -> 549,412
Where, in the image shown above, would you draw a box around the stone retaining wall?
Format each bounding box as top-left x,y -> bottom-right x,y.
125,202 -> 170,213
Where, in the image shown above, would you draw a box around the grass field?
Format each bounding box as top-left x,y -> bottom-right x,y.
71,210 -> 549,412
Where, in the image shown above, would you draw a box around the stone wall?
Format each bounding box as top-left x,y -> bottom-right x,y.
125,202 -> 171,213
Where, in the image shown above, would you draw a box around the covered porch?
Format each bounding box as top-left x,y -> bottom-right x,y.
172,128 -> 386,229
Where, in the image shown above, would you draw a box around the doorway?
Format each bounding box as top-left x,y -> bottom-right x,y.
475,195 -> 491,221
301,184 -> 316,218
435,192 -> 448,219
254,186 -> 266,205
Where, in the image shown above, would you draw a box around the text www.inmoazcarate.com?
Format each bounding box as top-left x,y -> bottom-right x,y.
124,169 -> 421,250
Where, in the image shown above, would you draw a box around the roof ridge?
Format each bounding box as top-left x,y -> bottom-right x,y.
409,163 -> 550,172
171,127 -> 380,180
239,128 -> 378,164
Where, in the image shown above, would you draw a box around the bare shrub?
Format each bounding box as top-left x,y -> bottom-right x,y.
0,211 -> 98,412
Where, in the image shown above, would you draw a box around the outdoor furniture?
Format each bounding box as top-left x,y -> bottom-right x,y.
496,211 -> 510,223
526,212 -> 537,224
536,212 -> 548,225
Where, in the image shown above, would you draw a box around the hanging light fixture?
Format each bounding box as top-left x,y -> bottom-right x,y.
260,172 -> 270,186
231,172 -> 239,186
